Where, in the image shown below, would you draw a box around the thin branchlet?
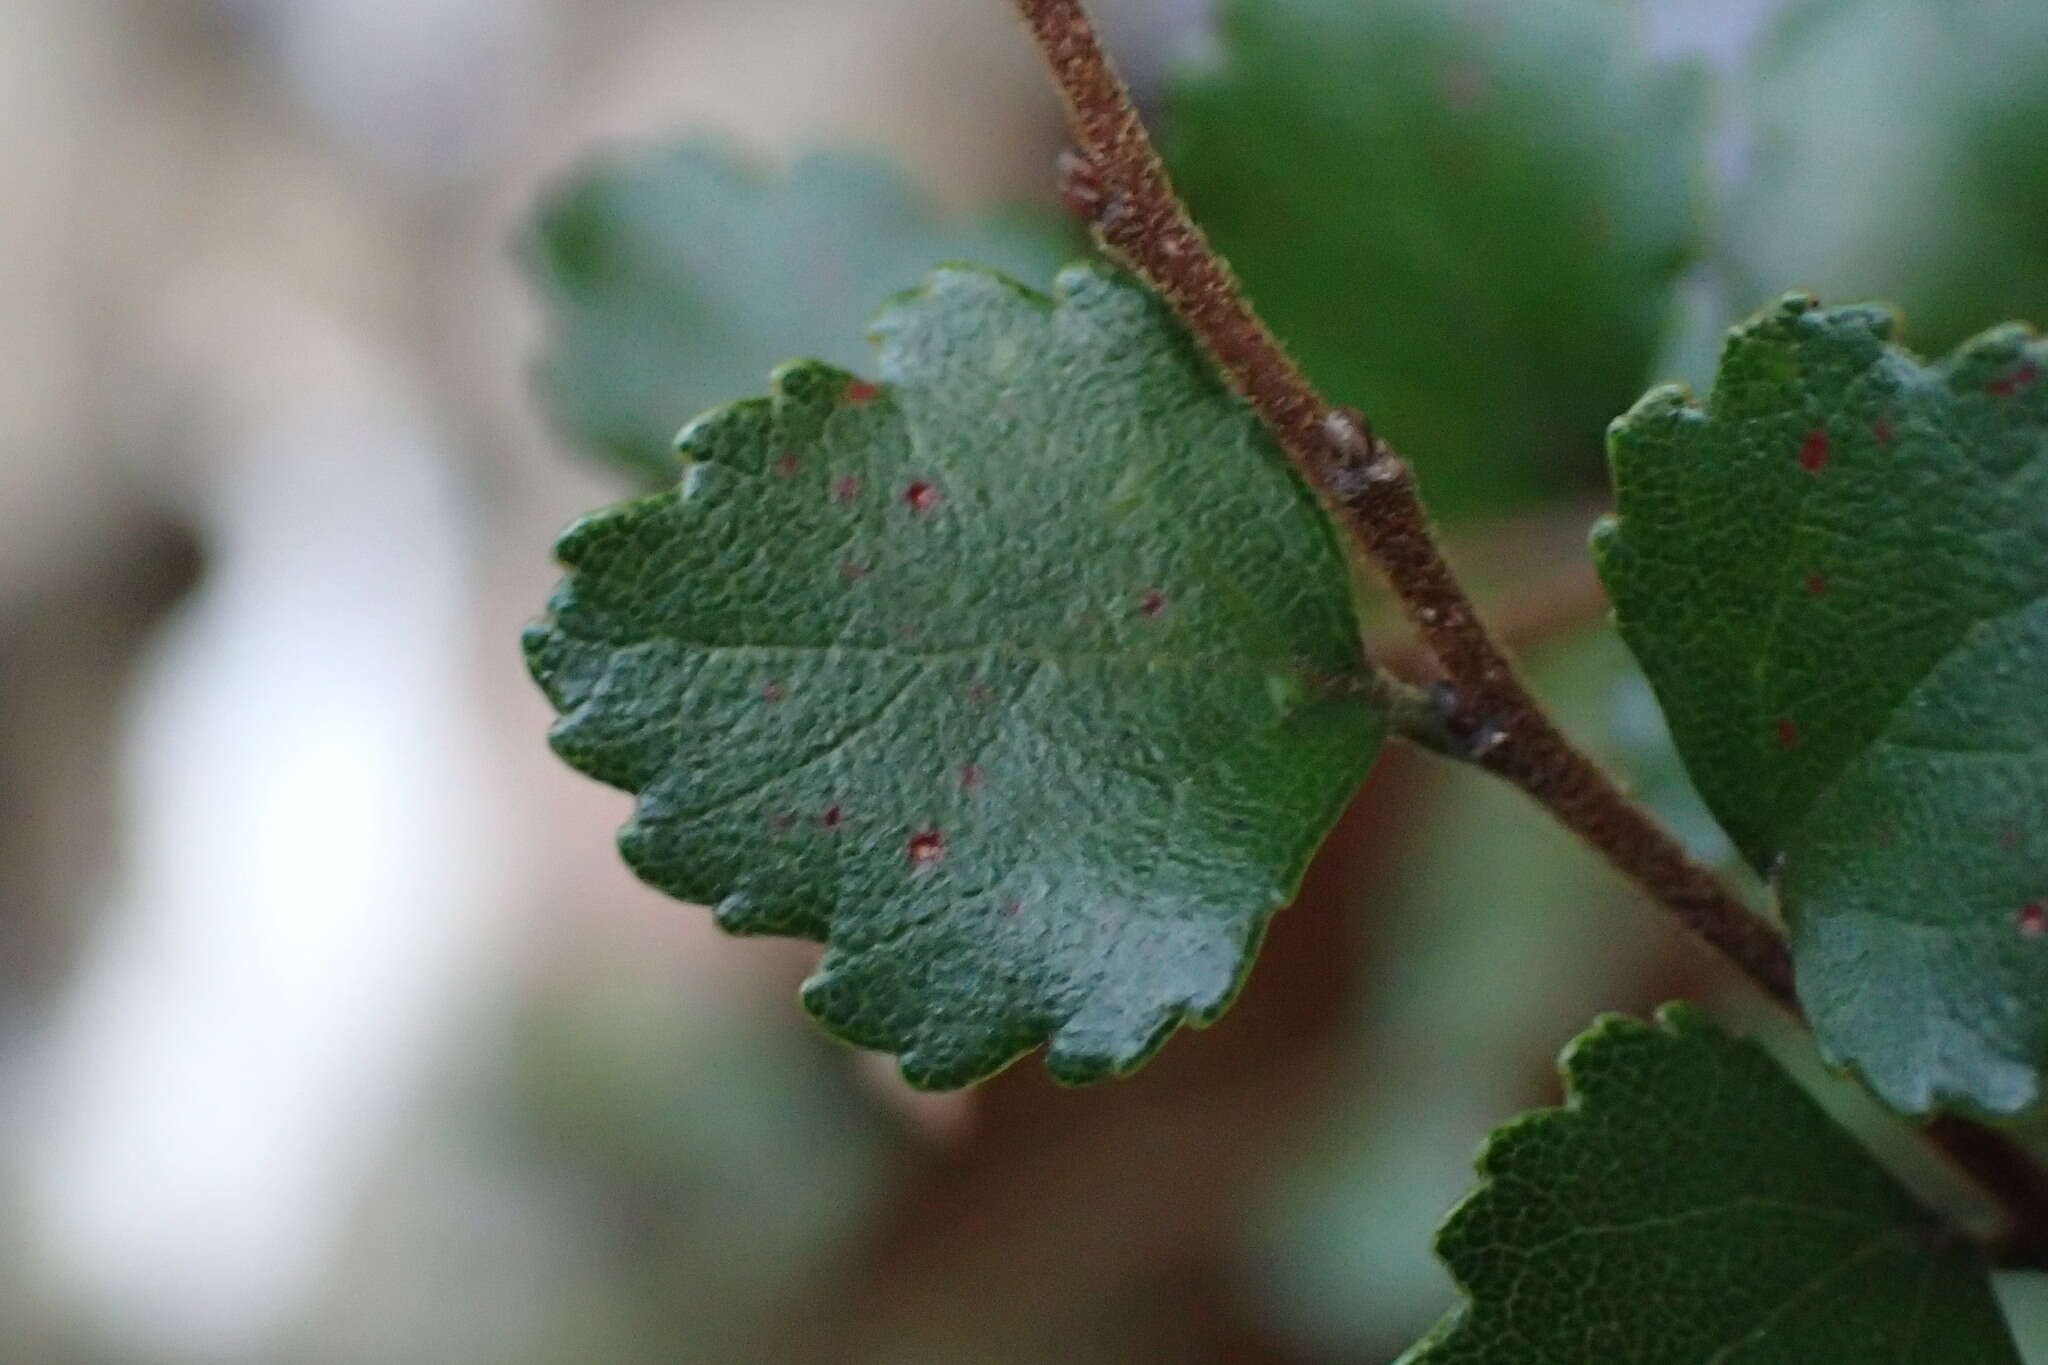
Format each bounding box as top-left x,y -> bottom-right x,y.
1011,0 -> 2048,1265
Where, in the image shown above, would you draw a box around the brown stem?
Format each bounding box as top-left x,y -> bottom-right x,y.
1018,0 -> 1791,1004
1012,0 -> 2048,1267
1377,558 -> 1610,681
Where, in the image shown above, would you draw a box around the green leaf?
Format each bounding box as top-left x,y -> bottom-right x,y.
1728,0 -> 2048,357
1166,0 -> 1703,518
1402,1006 -> 2022,1364
527,140 -> 1074,482
524,264 -> 1383,1089
1597,297 -> 2048,1115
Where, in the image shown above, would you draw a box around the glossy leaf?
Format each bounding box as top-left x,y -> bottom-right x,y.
1402,1006 -> 2022,1363
527,140 -> 1073,482
525,265 -> 1384,1089
1167,0 -> 1703,517
1598,297 -> 2048,1115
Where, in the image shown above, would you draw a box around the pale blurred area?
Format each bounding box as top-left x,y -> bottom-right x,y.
0,3 -> 1210,1361
0,3 -> 1846,1363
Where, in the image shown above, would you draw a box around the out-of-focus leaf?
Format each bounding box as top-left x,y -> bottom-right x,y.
1728,0 -> 2048,355
526,265 -> 1384,1089
1167,0 -> 1704,518
527,140 -> 1073,482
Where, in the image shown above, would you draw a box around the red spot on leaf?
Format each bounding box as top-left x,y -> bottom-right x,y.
771,452 -> 800,479
907,828 -> 945,869
843,380 -> 880,406
821,804 -> 844,831
840,559 -> 870,583
959,764 -> 982,791
966,682 -> 994,706
2000,826 -> 2025,851
766,812 -> 795,835
2021,904 -> 2047,939
1774,717 -> 1800,750
903,480 -> 938,514
760,680 -> 787,704
1798,428 -> 1830,474
1000,898 -> 1024,918
1802,573 -> 1827,597
1989,362 -> 2040,397
832,475 -> 860,505
1139,589 -> 1167,619
1871,419 -> 1894,446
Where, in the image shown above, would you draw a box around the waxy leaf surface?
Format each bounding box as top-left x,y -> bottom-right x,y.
1599,297 -> 2048,1114
526,265 -> 1383,1088
1403,1007 -> 2022,1363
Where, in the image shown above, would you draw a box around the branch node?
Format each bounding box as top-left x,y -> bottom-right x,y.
1056,149 -> 1111,226
1319,406 -> 1375,461
1012,0 -> 2048,1258
1427,681 -> 1509,760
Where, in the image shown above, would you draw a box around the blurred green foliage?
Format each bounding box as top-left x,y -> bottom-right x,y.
528,142 -> 1074,482
1167,0 -> 1705,519
1240,625 -> 1721,1358
1726,0 -> 2048,354
505,978 -> 901,1363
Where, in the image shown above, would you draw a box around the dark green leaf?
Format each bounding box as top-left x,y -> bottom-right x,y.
525,265 -> 1383,1089
1167,0 -> 1703,518
527,140 -> 1074,482
1403,1006 -> 2022,1363
1598,297 -> 2048,1115
1728,0 -> 2048,356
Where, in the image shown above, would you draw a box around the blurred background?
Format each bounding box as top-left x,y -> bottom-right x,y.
3,0 -> 2046,1360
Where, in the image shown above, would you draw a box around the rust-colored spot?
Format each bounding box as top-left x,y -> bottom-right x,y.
760,680 -> 787,704
903,480 -> 938,514
1798,427 -> 1830,474
2000,826 -> 2025,851
770,452 -> 800,479
1802,573 -> 1827,597
959,764 -> 982,791
840,559 -> 870,583
821,804 -> 844,831
2021,903 -> 2048,939
966,681 -> 994,706
1988,362 -> 2040,397
1775,717 -> 1800,750
999,898 -> 1024,918
843,380 -> 880,406
1871,419 -> 1894,446
1139,589 -> 1167,619
832,475 -> 860,505
907,828 -> 945,869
